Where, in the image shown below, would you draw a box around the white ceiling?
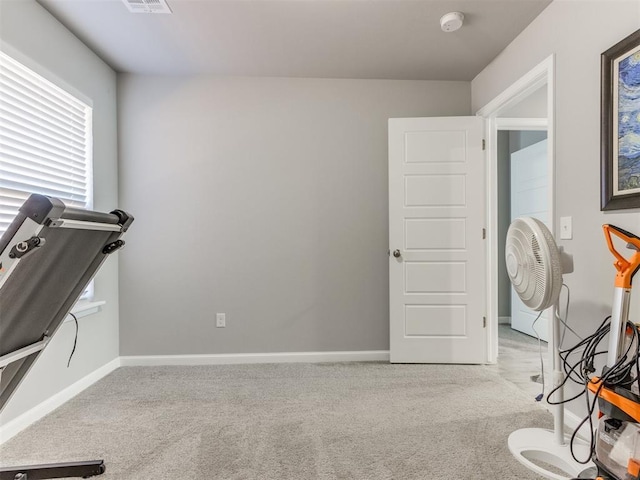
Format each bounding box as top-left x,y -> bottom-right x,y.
36,0 -> 551,80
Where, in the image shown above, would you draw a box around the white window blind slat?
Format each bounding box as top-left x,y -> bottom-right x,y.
0,198 -> 24,210
0,84 -> 86,122
1,61 -> 87,114
1,126 -> 87,161
1,154 -> 87,182
1,64 -> 86,118
0,102 -> 86,149
0,189 -> 84,210
0,79 -> 86,130
1,172 -> 87,193
0,187 -> 30,202
0,213 -> 19,222
0,135 -> 87,169
0,168 -> 88,195
2,180 -> 86,202
1,171 -> 87,196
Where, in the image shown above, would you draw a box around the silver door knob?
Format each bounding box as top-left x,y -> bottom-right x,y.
393,249 -> 401,258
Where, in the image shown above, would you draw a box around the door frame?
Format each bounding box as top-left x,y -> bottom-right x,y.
476,54 -> 555,363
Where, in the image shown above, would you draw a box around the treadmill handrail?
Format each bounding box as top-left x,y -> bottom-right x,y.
0,337 -> 49,369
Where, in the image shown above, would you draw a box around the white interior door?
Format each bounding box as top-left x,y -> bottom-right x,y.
510,139 -> 549,341
389,117 -> 485,364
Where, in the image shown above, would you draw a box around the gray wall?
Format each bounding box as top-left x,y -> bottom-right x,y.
117,76 -> 471,355
0,0 -> 119,425
497,130 -> 511,320
508,131 -> 547,154
500,85 -> 547,118
473,0 -> 640,416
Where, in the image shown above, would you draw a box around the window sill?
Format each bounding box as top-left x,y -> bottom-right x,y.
63,300 -> 106,324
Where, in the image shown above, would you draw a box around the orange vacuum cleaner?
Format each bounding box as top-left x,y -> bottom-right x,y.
578,225 -> 640,480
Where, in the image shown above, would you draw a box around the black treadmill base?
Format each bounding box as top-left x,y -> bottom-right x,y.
0,459 -> 105,480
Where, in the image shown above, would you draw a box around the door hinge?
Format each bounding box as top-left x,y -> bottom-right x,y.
483,316 -> 487,328
482,139 -> 486,150
482,228 -> 486,239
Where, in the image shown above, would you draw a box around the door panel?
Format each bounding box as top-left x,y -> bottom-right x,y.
405,305 -> 467,336
389,117 -> 485,364
405,218 -> 466,250
405,175 -> 466,206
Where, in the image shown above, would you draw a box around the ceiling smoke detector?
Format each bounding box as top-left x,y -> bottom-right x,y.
440,12 -> 464,32
122,0 -> 172,14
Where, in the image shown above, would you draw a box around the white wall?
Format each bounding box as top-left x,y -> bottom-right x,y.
0,0 -> 119,427
473,0 -> 640,416
117,75 -> 470,355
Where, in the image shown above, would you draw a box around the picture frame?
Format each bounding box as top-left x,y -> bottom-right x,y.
601,28 -> 640,211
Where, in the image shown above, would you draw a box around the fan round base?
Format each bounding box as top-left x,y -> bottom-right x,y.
508,428 -> 594,480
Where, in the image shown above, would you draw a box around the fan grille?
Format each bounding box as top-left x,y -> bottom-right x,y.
505,217 -> 563,311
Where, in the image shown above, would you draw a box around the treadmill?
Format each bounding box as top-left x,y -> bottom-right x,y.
0,194 -> 133,479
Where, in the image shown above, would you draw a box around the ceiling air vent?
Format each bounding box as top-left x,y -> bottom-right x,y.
122,0 -> 172,14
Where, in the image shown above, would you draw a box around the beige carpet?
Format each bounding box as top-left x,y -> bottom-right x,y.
0,362 -> 552,479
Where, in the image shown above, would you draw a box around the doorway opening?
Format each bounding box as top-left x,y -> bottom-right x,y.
498,125 -> 548,339
496,118 -> 549,400
476,54 -> 555,369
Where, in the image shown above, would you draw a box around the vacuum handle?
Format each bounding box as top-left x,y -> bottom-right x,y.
603,224 -> 640,288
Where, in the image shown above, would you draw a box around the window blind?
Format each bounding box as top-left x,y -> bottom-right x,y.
0,50 -> 93,236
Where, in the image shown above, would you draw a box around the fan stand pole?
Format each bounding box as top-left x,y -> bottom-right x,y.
552,306 -> 565,446
507,305 -> 593,480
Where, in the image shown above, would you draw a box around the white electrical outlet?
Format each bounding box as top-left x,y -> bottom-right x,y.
216,313 -> 226,328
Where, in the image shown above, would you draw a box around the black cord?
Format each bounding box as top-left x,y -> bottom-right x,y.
67,312 -> 79,368
559,284 -> 582,346
546,315 -> 640,464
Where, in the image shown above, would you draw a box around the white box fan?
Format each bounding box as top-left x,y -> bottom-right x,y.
505,217 -> 593,479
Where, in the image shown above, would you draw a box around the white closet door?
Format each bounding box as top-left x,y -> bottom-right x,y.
510,139 -> 549,341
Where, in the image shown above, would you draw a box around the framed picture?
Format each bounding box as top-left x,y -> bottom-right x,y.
601,28 -> 640,210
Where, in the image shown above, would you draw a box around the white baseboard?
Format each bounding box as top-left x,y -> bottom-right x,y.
120,350 -> 390,366
0,357 -> 121,445
498,316 -> 511,325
